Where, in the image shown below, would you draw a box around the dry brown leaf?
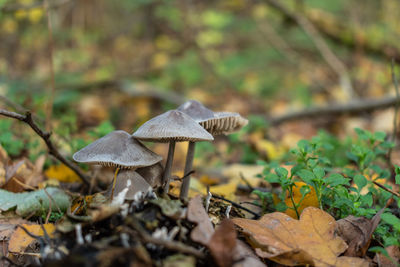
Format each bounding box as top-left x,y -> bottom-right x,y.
233,240 -> 266,267
187,195 -> 214,245
336,205 -> 386,257
8,224 -> 55,254
373,246 -> 400,267
208,219 -> 237,267
233,207 -> 369,267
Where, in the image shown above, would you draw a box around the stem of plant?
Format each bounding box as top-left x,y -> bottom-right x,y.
288,186 -> 300,219
110,167 -> 120,200
163,141 -> 176,193
180,141 -> 195,200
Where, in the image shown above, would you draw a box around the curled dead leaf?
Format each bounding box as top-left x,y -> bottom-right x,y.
208,219 -> 237,267
8,224 -> 55,254
187,195 -> 214,245
233,207 -> 369,267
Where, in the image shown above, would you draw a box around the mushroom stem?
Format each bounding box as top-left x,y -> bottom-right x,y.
180,141 -> 195,199
110,167 -> 120,200
163,140 -> 176,193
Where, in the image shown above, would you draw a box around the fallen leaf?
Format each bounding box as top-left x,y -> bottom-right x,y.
45,164 -> 81,183
233,207 -> 368,267
233,240 -> 266,267
208,219 -> 237,267
336,205 -> 386,257
150,198 -> 184,220
373,246 -> 400,267
0,187 -> 70,217
276,181 -> 319,218
8,224 -> 55,254
187,195 -> 214,245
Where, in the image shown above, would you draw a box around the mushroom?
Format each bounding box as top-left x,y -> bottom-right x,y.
177,100 -> 248,199
105,169 -> 151,200
132,110 -> 213,193
136,162 -> 164,188
73,130 -> 162,199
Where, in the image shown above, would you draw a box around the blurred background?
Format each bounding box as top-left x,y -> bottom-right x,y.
0,0 -> 399,180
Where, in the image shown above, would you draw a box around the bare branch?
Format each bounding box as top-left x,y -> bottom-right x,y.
263,0 -> 355,99
0,109 -> 91,186
268,95 -> 400,125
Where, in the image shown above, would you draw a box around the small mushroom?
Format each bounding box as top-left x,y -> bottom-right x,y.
132,110 -> 213,193
105,169 -> 151,200
201,111 -> 248,135
73,130 -> 162,199
136,162 -> 164,188
177,100 -> 248,199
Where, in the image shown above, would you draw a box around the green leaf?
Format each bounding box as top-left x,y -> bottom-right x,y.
313,167 -> 325,179
275,167 -> 288,178
368,246 -> 388,257
354,174 -> 367,191
0,188 -> 70,217
374,131 -> 386,142
325,173 -> 349,186
299,185 -> 311,197
381,213 -> 400,232
297,169 -> 315,184
265,173 -> 280,183
395,174 -> 400,186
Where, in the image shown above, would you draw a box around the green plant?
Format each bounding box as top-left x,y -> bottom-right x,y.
255,128 -> 400,250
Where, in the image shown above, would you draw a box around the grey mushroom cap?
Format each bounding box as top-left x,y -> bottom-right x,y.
132,110 -> 214,142
73,130 -> 162,169
177,100 -> 214,123
105,170 -> 151,200
200,111 -> 248,135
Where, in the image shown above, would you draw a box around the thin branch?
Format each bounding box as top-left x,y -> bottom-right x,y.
373,181 -> 400,197
263,0 -> 355,99
268,95 -> 400,125
389,60 -> 400,161
0,109 -> 91,186
44,0 -> 56,132
211,194 -> 260,219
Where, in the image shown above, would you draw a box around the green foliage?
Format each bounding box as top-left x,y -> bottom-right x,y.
255,128 -> 399,249
0,120 -> 24,156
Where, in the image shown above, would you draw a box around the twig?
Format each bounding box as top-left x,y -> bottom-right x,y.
125,217 -> 205,259
268,95 -> 400,125
239,172 -> 255,192
373,181 -> 400,197
0,109 -> 91,186
211,194 -> 260,219
44,0 -> 56,132
389,60 -> 400,162
305,8 -> 400,62
263,0 -> 354,99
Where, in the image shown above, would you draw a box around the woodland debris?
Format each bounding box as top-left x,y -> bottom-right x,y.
233,207 -> 369,267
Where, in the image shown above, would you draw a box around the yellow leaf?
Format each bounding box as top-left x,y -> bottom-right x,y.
8,224 -> 55,253
28,7 -> 44,24
45,164 -> 81,183
282,182 -> 319,219
233,207 -> 368,267
210,180 -> 239,201
221,164 -> 264,188
2,18 -> 18,33
151,52 -> 169,69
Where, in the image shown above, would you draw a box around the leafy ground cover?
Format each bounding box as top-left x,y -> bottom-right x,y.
0,0 -> 399,266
